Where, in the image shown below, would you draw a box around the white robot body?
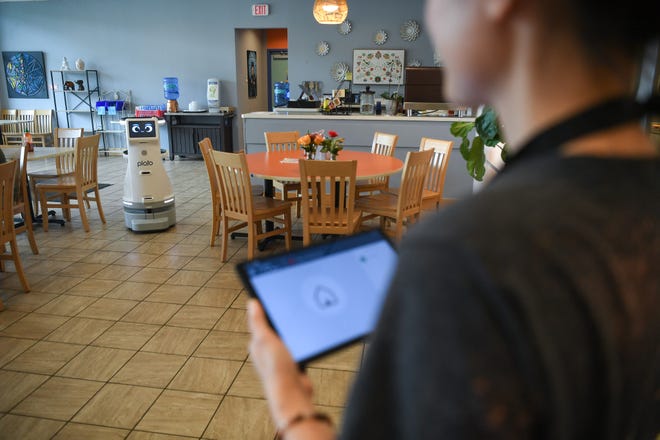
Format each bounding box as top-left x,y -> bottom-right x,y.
122,117 -> 176,232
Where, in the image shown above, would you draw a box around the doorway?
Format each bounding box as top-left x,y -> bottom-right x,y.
268,49 -> 288,110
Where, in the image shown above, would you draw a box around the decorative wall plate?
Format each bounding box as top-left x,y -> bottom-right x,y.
400,20 -> 420,42
373,30 -> 388,46
331,62 -> 350,81
316,41 -> 330,56
338,20 -> 352,35
407,59 -> 421,67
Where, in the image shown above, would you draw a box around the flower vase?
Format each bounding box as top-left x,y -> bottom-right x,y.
331,153 -> 338,160
305,149 -> 316,160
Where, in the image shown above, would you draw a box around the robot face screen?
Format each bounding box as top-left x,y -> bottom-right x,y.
129,121 -> 157,139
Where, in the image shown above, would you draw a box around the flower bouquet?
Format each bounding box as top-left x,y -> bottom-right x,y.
297,132 -> 324,159
320,130 -> 345,160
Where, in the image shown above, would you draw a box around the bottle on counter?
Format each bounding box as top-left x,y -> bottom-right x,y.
23,129 -> 33,152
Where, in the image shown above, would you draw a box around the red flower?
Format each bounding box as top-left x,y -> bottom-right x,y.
328,130 -> 338,138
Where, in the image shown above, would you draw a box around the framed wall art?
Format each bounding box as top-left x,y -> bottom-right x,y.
2,51 -> 48,99
353,49 -> 405,85
247,50 -> 257,98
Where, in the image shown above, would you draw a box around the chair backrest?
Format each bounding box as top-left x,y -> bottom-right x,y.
55,128 -> 83,174
17,110 -> 35,134
397,149 -> 434,218
371,132 -> 398,156
33,110 -> 53,134
264,131 -> 300,152
299,159 -> 358,234
199,137 -> 221,204
420,137 -> 453,195
211,151 -> 254,221
75,134 -> 100,189
1,109 -> 17,121
0,160 -> 17,245
0,146 -> 28,209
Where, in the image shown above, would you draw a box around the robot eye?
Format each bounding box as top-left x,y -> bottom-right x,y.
131,124 -> 141,133
145,124 -> 154,133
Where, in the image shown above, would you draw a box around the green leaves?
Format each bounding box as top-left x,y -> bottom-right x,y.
475,107 -> 502,147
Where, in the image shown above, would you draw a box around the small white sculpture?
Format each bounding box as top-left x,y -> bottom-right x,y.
75,58 -> 85,71
61,57 -> 70,70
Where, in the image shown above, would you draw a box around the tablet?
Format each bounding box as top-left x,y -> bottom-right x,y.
237,230 -> 398,364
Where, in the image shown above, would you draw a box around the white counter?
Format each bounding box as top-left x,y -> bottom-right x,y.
242,111 -> 475,198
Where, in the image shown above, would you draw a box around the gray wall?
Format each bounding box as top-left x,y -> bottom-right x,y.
0,0 -> 435,149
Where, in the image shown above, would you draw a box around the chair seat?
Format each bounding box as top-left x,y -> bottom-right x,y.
36,174 -> 77,188
28,169 -> 67,178
355,192 -> 399,216
388,187 -> 439,201
253,196 -> 292,216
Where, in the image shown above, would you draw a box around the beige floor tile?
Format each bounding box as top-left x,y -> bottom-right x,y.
52,423 -> 129,440
121,302 -> 181,325
92,322 -> 160,350
128,268 -> 177,284
0,414 -> 65,440
133,242 -> 176,255
0,371 -> 49,412
227,363 -> 264,399
66,278 -> 123,297
4,341 -> 84,375
204,271 -> 244,289
23,259 -> 73,275
214,308 -> 247,332
12,377 -> 103,420
166,305 -> 224,330
141,326 -> 208,356
31,276 -> 86,294
193,330 -> 250,361
0,336 -> 36,367
230,291 -> 250,309
73,383 -> 161,429
103,240 -> 141,253
144,285 -> 199,305
70,238 -> 114,251
204,396 -> 275,440
126,431 -> 194,440
186,287 -> 240,308
34,295 -> 96,317
57,262 -> 107,278
77,298 -> 138,320
168,357 -> 241,394
91,264 -> 141,281
105,281 -> 160,301
0,313 -> 68,339
308,343 -> 364,372
182,256 -> 223,272
81,250 -> 126,265
0,309 -> 26,331
32,248 -> 92,263
46,317 -> 114,345
165,270 -> 214,287
147,255 -> 193,270
57,346 -> 134,381
165,244 -> 206,257
111,352 -> 187,388
115,252 -> 160,267
307,368 -> 356,407
3,293 -> 59,312
136,390 -> 221,437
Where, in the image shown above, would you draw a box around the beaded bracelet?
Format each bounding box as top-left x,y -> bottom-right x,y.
278,411 -> 334,438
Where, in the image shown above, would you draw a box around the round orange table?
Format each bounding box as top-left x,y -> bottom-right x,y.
245,150 -> 404,182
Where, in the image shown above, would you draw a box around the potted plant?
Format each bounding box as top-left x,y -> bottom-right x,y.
380,91 -> 404,115
320,130 -> 345,159
450,107 -> 506,188
297,132 -> 324,159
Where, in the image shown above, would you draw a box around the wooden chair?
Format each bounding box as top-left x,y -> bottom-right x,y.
0,160 -> 30,293
2,110 -> 35,145
389,138 -> 453,210
28,127 -> 83,214
199,138 -> 223,246
1,109 -> 17,145
355,132 -> 399,196
1,146 -> 38,255
264,131 -> 302,217
356,149 -> 433,241
35,134 -> 106,233
212,151 -> 292,262
299,159 -> 361,246
31,110 -> 53,147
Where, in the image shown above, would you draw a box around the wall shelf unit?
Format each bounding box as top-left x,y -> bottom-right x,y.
50,69 -> 99,136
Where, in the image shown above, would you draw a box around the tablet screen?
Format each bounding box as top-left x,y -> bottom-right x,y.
238,231 -> 398,364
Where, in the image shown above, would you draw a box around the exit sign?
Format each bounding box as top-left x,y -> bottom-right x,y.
252,4 -> 269,16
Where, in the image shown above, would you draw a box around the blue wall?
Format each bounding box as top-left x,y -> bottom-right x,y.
0,0 -> 434,148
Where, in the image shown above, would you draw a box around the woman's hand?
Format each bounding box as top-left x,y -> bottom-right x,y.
247,299 -> 316,428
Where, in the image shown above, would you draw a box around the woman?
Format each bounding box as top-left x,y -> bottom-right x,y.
248,0 -> 659,438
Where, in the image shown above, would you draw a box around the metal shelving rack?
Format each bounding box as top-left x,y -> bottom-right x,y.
50,69 -> 100,137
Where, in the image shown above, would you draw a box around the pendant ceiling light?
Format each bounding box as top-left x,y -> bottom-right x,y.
313,0 -> 348,24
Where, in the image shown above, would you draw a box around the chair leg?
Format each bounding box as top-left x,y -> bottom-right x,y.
210,211 -> 220,247
94,187 -> 106,223
220,217 -> 229,262
30,179 -> 39,216
10,239 -> 30,292
247,222 -> 256,261
77,193 -> 90,232
23,212 -> 39,255
39,189 -> 49,232
284,211 -> 292,251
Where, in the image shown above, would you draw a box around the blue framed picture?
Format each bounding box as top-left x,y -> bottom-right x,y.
2,51 -> 48,99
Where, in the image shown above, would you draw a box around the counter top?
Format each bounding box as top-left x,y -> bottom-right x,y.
165,112 -> 234,116
242,111 -> 474,123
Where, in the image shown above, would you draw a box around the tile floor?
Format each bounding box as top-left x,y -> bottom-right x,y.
0,155 -> 364,439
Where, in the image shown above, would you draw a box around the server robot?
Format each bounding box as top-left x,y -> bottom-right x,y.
122,117 -> 176,231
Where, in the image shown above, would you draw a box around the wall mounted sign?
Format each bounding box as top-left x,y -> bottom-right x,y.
2,51 -> 48,99
247,50 -> 257,98
353,49 -> 405,85
252,4 -> 270,16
